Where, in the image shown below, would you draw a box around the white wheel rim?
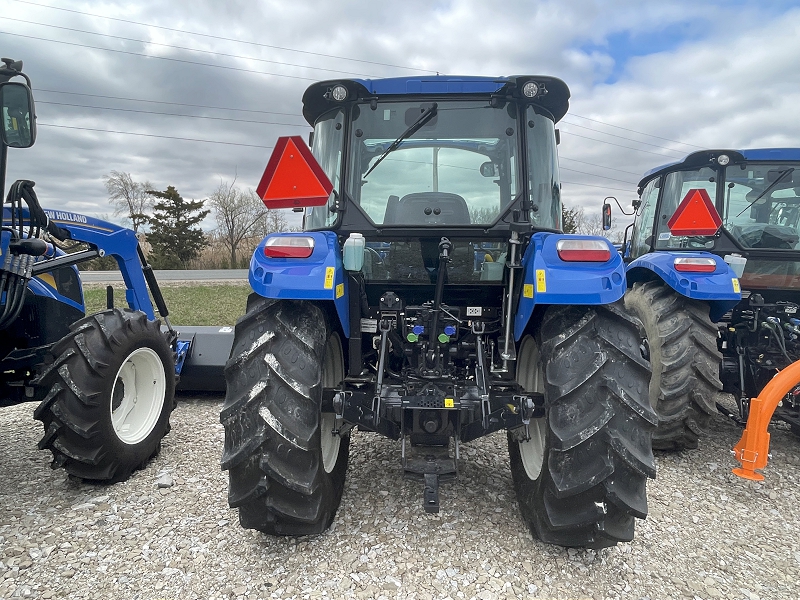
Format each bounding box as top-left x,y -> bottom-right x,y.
320,412 -> 339,473
517,337 -> 547,481
321,333 -> 343,473
110,347 -> 166,445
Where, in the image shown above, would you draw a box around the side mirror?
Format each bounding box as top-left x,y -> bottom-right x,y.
602,202 -> 612,230
0,81 -> 36,148
480,162 -> 498,177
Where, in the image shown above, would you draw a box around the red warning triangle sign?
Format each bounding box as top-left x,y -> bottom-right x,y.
256,136 -> 333,209
667,188 -> 722,236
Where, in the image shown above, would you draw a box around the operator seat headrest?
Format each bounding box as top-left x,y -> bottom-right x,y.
393,192 -> 471,225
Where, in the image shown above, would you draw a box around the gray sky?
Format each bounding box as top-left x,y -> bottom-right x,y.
3,0 -> 800,230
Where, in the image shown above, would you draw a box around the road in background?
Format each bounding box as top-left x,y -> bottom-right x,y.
80,270 -> 249,283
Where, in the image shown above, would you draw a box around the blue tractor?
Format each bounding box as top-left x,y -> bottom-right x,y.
221,76 -> 657,548
607,148 -> 800,449
0,58 -> 188,482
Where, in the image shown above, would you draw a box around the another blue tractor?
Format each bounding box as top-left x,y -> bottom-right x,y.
607,148 -> 800,449
1,58 -> 187,482
220,75 -> 657,548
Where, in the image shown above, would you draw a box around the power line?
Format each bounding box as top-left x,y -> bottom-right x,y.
570,113 -> 704,149
560,156 -> 642,176
37,100 -> 309,127
561,120 -> 688,153
0,31 -> 321,81
561,180 -> 635,193
38,122 -> 274,148
559,167 -> 638,186
6,17 -> 379,78
562,130 -> 684,158
37,88 -> 302,118
10,0 -> 437,74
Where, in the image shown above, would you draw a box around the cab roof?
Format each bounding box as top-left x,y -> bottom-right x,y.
301,75 -> 570,125
639,148 -> 800,188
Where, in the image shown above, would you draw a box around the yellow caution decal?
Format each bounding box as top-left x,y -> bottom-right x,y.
536,269 -> 546,293
324,266 -> 335,289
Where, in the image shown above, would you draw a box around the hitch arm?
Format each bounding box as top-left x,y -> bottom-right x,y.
732,358 -> 800,481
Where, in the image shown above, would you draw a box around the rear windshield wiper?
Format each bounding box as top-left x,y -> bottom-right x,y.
735,167 -> 795,218
363,103 -> 438,179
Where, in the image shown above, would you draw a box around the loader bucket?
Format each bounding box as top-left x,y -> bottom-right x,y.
732,358 -> 800,480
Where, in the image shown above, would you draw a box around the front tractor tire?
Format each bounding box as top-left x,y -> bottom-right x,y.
220,297 -> 349,536
34,308 -> 176,482
508,303 -> 657,549
625,280 -> 722,450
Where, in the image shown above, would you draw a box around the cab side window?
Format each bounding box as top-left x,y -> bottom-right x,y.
629,179 -> 659,259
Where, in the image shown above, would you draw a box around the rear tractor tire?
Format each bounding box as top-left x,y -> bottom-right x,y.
34,308 -> 176,482
508,303 -> 656,548
221,297 -> 349,535
625,280 -> 722,450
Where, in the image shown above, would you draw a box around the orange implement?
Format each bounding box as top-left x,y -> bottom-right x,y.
732,359 -> 800,481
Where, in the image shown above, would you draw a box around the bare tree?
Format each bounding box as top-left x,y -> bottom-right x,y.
258,203 -> 290,236
104,171 -> 154,232
209,180 -> 273,268
563,204 -> 622,240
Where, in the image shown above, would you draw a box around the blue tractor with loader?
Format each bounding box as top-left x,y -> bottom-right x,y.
0,58 -> 212,483
221,75 -> 657,548
606,148 -> 800,449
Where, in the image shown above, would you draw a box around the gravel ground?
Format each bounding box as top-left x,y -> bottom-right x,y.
1,396 -> 799,600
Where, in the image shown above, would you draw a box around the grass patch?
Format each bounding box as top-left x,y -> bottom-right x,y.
83,283 -> 252,326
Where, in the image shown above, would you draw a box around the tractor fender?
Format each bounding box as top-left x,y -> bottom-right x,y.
248,231 -> 349,337
513,233 -> 626,340
626,251 -> 741,321
27,274 -> 84,313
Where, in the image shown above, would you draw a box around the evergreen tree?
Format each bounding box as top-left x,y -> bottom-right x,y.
561,205 -> 582,234
145,186 -> 209,269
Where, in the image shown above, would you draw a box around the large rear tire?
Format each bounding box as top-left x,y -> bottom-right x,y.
33,308 -> 176,482
508,302 -> 656,548
221,297 -> 349,535
625,280 -> 722,450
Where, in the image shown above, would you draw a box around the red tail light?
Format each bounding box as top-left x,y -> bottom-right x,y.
556,239 -> 611,262
673,257 -> 717,272
263,236 -> 315,258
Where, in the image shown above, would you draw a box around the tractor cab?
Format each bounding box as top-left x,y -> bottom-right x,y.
299,77 -> 566,289
623,149 -> 800,298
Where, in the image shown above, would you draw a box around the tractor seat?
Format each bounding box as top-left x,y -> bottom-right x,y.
392,192 -> 471,225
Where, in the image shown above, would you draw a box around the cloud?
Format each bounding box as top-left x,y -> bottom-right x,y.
2,0 -> 798,237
